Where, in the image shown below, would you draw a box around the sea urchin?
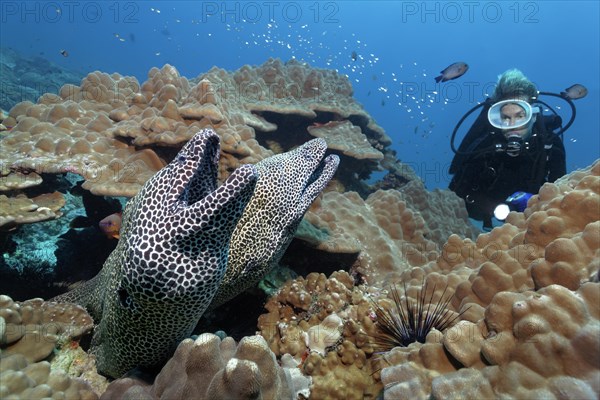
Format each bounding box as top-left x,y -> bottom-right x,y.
370,280 -> 468,352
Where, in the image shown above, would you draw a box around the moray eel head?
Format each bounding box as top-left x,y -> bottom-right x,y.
209,138 -> 339,307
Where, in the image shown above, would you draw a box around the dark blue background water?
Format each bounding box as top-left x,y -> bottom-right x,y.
2,1 -> 598,189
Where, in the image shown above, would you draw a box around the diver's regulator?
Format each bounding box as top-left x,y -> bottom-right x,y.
494,133 -> 538,157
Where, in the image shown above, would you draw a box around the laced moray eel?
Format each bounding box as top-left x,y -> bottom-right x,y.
54,129 -> 258,377
209,137 -> 339,308
54,129 -> 338,378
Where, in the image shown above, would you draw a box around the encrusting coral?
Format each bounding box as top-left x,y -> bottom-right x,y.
257,271 -> 382,399
293,174 -> 477,284
0,354 -> 99,400
370,281 -> 468,351
0,191 -> 66,231
379,283 -> 600,399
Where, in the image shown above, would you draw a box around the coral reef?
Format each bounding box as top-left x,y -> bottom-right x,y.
0,58 -> 403,225
0,47 -> 84,112
374,160 -> 600,399
293,179 -> 476,284
254,161 -> 599,399
0,180 -> 121,301
380,283 -> 600,399
0,191 -> 65,230
1,53 -> 597,399
1,150 -> 597,400
0,354 -> 99,400
0,295 -> 93,362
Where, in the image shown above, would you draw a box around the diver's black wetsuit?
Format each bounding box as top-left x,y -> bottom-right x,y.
449,110 -> 566,228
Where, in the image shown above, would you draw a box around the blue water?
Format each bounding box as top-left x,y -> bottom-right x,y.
2,1 -> 598,189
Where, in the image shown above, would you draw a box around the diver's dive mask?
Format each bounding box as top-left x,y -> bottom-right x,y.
487,99 -> 540,131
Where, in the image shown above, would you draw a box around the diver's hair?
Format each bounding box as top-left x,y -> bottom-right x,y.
491,69 -> 537,102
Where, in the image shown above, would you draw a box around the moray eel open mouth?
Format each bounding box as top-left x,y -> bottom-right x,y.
167,131 -> 221,213
295,138 -> 340,208
125,128 -> 258,299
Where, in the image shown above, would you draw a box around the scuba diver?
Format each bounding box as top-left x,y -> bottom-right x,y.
449,69 -> 584,230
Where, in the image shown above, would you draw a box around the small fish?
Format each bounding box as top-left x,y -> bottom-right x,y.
381,99 -> 385,106
414,126 -> 419,134
60,49 -> 68,57
351,51 -> 357,61
99,212 -> 122,240
561,84 -> 588,100
435,62 -> 468,83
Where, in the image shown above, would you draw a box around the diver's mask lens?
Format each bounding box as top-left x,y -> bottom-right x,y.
488,99 -> 538,130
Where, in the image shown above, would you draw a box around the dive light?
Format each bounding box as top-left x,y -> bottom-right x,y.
493,191 -> 533,221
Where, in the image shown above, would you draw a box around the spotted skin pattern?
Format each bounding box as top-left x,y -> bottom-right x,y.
54,133 -> 338,378
209,138 -> 340,308
54,129 -> 258,378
